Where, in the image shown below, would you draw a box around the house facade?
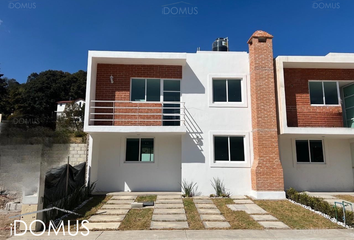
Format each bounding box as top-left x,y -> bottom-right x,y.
56,98 -> 85,118
84,31 -> 354,199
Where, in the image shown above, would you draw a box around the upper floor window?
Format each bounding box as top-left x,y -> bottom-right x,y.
295,140 -> 324,163
309,81 -> 339,105
131,78 -> 160,102
213,79 -> 242,103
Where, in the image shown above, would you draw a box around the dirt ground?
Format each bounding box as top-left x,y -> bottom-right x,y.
0,196 -> 20,240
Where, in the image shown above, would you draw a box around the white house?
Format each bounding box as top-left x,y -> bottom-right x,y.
56,99 -> 85,119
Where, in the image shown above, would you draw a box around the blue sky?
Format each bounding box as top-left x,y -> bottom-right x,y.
0,0 -> 353,83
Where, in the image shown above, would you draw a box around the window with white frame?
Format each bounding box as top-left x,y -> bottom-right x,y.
131,79 -> 160,102
214,136 -> 245,162
125,138 -> 154,162
295,140 -> 324,163
212,79 -> 242,103
309,81 -> 339,105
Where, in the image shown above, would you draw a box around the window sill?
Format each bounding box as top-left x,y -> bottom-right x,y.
296,162 -> 326,164
124,161 -> 155,164
209,102 -> 247,108
210,161 -> 250,168
310,104 -> 340,107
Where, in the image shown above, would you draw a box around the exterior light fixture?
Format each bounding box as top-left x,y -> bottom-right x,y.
110,75 -> 114,84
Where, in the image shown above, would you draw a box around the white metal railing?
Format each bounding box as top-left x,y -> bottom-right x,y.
89,100 -> 185,126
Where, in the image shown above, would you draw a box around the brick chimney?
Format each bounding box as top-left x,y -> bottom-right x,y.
247,31 -> 285,199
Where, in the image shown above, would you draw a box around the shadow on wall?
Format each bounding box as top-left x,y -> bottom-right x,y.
183,63 -> 205,94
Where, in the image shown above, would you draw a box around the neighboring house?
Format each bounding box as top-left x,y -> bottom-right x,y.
276,53 -> 354,192
56,99 -> 85,119
84,30 -> 354,199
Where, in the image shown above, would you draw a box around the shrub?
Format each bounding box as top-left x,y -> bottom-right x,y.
181,179 -> 197,197
74,131 -> 86,138
286,188 -> 353,226
211,177 -> 230,197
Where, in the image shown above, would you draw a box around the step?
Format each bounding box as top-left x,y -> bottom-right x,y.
150,221 -> 188,229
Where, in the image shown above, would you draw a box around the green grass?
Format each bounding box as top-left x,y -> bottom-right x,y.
213,198 -> 263,229
136,195 -> 157,202
335,195 -> 354,203
183,198 -> 204,230
119,209 -> 153,230
254,200 -> 343,229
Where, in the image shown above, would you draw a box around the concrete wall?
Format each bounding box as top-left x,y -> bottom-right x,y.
181,51 -> 252,196
0,143 -> 88,200
91,133 -> 181,192
280,135 -> 354,191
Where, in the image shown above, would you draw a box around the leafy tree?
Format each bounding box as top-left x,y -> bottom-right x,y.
57,102 -> 85,132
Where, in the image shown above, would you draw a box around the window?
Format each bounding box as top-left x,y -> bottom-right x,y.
131,79 -> 161,102
214,136 -> 245,162
126,138 -> 154,162
309,81 -> 339,105
213,79 -> 242,102
295,140 -> 324,163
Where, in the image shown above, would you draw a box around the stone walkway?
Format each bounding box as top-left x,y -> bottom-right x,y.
84,195 -> 137,230
306,192 -> 354,211
193,197 -> 230,229
227,196 -> 290,229
150,195 -> 188,229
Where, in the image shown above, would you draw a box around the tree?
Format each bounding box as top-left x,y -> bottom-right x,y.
57,102 -> 85,132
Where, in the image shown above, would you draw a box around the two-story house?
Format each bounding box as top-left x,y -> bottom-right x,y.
276,53 -> 354,192
84,30 -> 354,199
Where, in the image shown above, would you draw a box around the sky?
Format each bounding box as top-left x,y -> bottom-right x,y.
0,0 -> 353,83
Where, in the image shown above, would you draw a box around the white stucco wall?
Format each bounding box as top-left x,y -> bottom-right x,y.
280,135 -> 354,191
91,133 -> 181,192
181,51 -> 252,196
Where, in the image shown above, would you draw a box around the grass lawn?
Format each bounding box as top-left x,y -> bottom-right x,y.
335,195 -> 354,203
183,198 -> 204,230
119,209 -> 153,230
254,200 -> 342,229
136,195 -> 157,202
213,198 -> 263,229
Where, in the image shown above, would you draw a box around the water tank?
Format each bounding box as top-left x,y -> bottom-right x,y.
212,37 -> 228,51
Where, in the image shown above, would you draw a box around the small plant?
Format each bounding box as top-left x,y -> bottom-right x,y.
210,194 -> 216,198
181,179 -> 198,197
211,177 -> 230,197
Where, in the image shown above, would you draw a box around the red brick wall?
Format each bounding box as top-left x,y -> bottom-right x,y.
94,64 -> 182,126
284,68 -> 354,127
248,31 -> 284,192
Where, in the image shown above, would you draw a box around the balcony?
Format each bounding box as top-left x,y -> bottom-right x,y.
85,100 -> 187,133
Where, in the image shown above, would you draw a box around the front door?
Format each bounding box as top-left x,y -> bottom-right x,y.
162,80 -> 181,126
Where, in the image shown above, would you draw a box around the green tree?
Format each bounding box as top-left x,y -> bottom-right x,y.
57,102 -> 85,132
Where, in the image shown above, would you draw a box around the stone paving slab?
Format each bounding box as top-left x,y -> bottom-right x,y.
103,203 -> 131,208
195,204 -> 217,209
257,221 -> 290,229
227,204 -> 267,214
155,199 -> 183,204
156,195 -> 182,200
101,204 -> 130,209
111,196 -> 137,200
106,200 -> 134,204
230,195 -> 248,199
154,209 -> 185,214
96,209 -> 129,215
193,199 -> 213,204
197,208 -> 221,215
203,221 -> 231,229
250,214 -> 278,221
152,214 -> 187,221
233,199 -> 254,204
154,204 -> 184,209
200,214 -> 226,221
80,222 -> 121,230
150,221 -> 188,229
88,215 -> 125,222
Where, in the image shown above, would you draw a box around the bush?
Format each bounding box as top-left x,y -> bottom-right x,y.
211,177 -> 230,197
74,131 -> 86,138
286,188 -> 353,226
181,179 -> 197,197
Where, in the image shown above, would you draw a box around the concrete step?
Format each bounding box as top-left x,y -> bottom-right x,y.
150,221 -> 188,229
203,221 -> 230,229
154,204 -> 184,209
200,214 -> 226,221
88,215 -> 125,222
154,209 -> 185,214
152,214 -> 187,221
80,222 -> 120,230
